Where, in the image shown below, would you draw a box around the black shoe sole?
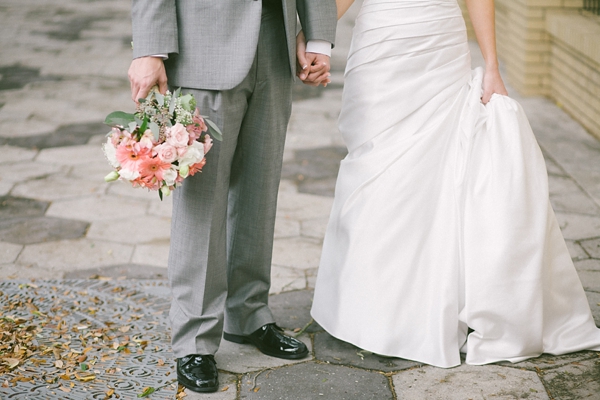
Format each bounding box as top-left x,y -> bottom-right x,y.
223,332 -> 309,360
223,332 -> 251,344
177,374 -> 219,393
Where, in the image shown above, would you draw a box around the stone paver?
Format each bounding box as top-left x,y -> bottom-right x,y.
581,238 -> 600,258
240,363 -> 393,400
0,216 -> 89,244
1,0 -> 599,398
393,364 -> 550,400
17,238 -> 134,273
538,357 -> 600,399
314,332 -> 421,372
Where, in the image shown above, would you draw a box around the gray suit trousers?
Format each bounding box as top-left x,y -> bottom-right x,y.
168,5 -> 293,357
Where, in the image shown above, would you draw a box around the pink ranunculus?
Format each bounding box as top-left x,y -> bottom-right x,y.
139,131 -> 155,150
203,135 -> 213,154
154,143 -> 178,164
166,123 -> 190,148
186,109 -> 209,144
116,142 -> 151,172
109,128 -> 122,146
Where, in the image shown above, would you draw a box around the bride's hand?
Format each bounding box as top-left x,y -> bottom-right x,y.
481,66 -> 508,105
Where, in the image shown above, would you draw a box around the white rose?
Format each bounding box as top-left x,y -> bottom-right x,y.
179,141 -> 205,168
118,168 -> 140,181
103,140 -> 120,168
163,168 -> 178,186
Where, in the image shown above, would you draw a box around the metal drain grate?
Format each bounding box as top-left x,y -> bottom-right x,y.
0,280 -> 176,399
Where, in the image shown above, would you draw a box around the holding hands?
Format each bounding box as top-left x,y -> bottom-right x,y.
296,30 -> 331,87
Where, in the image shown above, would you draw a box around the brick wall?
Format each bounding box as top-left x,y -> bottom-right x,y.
546,12 -> 600,138
459,0 -> 599,139
494,0 -> 585,95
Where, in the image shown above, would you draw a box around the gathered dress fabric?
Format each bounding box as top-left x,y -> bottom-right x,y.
310,0 -> 600,368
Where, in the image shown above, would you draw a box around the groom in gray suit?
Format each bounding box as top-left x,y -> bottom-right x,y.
128,0 -> 336,393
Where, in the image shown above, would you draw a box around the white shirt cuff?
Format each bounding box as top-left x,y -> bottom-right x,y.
306,40 -> 332,57
151,54 -> 169,60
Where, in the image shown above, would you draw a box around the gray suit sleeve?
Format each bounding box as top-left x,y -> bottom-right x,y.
297,0 -> 337,47
131,0 -> 179,59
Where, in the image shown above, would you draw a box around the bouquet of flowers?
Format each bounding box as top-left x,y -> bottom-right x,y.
102,88 -> 222,199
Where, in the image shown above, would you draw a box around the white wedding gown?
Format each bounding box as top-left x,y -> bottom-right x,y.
311,0 -> 600,368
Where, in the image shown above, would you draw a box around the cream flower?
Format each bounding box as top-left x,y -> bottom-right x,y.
118,168 -> 140,181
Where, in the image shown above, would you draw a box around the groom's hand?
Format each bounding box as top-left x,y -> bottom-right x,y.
303,53 -> 331,87
296,31 -> 331,87
128,56 -> 168,103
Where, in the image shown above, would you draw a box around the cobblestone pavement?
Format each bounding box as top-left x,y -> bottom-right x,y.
1,1 -> 600,399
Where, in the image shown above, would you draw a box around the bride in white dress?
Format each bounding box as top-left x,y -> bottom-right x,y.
307,0 -> 600,368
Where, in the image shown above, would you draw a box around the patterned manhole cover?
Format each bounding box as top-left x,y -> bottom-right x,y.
0,280 -> 176,399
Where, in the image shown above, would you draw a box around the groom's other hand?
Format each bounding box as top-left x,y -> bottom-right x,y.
128,56 -> 168,103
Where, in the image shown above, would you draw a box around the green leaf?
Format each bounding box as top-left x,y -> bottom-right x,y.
80,363 -> 88,371
204,117 -> 223,141
139,117 -> 148,134
168,94 -> 176,115
137,387 -> 156,398
173,87 -> 181,98
154,92 -> 164,107
158,189 -> 163,201
128,121 -> 137,133
104,111 -> 136,127
179,94 -> 195,112
149,122 -> 160,141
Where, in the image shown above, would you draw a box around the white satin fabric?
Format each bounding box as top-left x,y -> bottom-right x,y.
311,0 -> 600,368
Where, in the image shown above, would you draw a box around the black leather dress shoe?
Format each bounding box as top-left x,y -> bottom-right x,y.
176,354 -> 219,393
223,323 -> 309,360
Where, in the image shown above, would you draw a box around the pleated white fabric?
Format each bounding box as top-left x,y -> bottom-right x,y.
311,0 -> 600,368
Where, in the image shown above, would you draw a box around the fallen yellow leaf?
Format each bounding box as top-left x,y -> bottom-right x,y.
74,372 -> 96,382
3,358 -> 20,369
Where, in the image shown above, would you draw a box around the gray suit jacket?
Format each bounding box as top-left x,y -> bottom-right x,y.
131,0 -> 337,91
